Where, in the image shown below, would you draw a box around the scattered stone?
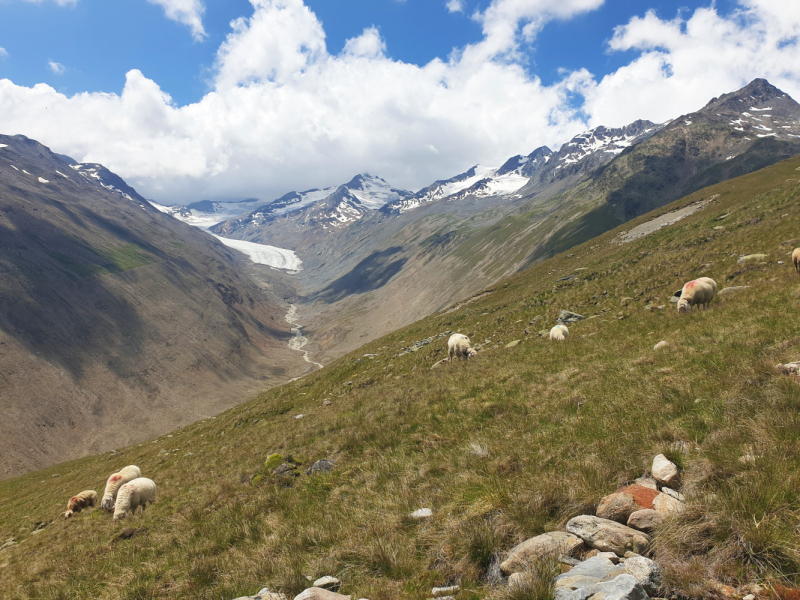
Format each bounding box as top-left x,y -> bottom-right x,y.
714,226 -> 725,231
596,493 -> 638,524
293,414 -> 305,420
322,400 -> 332,406
633,476 -> 658,491
660,487 -> 685,501
558,310 -> 585,324
738,254 -> 768,263
565,515 -> 650,556
653,341 -> 668,351
651,454 -> 679,487
431,586 -> 459,597
624,556 -> 662,596
306,460 -> 335,475
778,261 -> 784,265
554,555 -> 617,592
409,508 -> 433,520
617,484 -> 659,509
158,449 -> 168,457
718,285 -> 750,296
620,297 -> 634,306
505,340 -> 521,348
626,509 -> 663,533
293,588 -> 351,600
500,531 -> 584,575
653,493 -> 684,515
313,576 -> 341,592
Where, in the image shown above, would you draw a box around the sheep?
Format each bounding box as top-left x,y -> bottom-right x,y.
101,465 -> 141,511
549,324 -> 569,341
448,333 -> 477,362
64,490 -> 97,519
113,477 -> 156,522
677,277 -> 717,313
793,248 -> 800,274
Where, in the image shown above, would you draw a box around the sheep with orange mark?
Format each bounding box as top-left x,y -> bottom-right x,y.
101,465 -> 141,511
113,477 -> 156,521
793,248 -> 800,274
549,324 -> 569,341
677,277 -> 717,313
64,490 -> 97,519
448,333 -> 477,362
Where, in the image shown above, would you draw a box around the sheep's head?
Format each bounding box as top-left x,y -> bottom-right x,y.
101,497 -> 114,511
64,510 -> 73,519
466,347 -> 477,359
677,299 -> 691,313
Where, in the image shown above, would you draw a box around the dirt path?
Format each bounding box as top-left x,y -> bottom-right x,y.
285,304 -> 324,370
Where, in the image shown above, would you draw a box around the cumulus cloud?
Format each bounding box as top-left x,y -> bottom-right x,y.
0,47 -> 7,59
48,61 -> 66,75
446,0 -> 464,13
146,0 -> 207,41
1,0 -> 799,205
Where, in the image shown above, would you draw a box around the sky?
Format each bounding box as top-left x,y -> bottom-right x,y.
0,0 -> 798,204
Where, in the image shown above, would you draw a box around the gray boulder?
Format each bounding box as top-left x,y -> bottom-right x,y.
500,531 -> 584,575
624,555 -> 662,595
626,509 -> 663,533
566,516 -> 650,556
556,574 -> 649,600
559,310 -> 585,324
554,555 -> 617,591
306,460 -> 335,475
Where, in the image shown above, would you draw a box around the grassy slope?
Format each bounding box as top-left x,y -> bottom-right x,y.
3,158 -> 800,600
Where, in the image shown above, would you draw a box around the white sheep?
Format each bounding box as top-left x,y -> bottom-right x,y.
448,333 -> 477,362
677,277 -> 717,313
64,490 -> 97,519
113,477 -> 156,521
549,324 -> 569,341
793,248 -> 800,274
101,465 -> 141,511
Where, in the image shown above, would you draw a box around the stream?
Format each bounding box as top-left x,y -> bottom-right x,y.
285,304 -> 324,370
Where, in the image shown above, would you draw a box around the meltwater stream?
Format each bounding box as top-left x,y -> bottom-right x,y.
285,304 -> 324,370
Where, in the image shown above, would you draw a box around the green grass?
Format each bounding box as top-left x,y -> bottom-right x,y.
3,157 -> 800,599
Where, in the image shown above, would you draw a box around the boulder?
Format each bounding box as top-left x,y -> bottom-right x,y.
616,485 -> 659,509
294,589 -> 351,600
313,577 -> 341,592
559,310 -> 585,324
556,574 -> 649,600
500,531 -> 584,575
718,286 -> 750,296
554,555 -> 617,591
626,509 -> 663,533
408,508 -> 433,520
660,487 -> 685,501
651,454 -> 679,486
432,586 -> 460,597
653,493 -> 684,515
565,516 -> 650,556
306,460 -> 335,476
624,555 -> 662,595
633,476 -> 658,491
738,254 -> 768,263
596,493 -> 638,524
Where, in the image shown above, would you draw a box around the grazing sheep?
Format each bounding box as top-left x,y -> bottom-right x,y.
448,333 -> 477,362
64,490 -> 97,519
113,477 -> 156,522
793,248 -> 800,274
677,277 -> 717,313
101,465 -> 141,511
549,324 -> 569,341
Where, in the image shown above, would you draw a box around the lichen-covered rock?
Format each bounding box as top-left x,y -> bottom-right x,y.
565,516 -> 650,556
651,454 -> 679,486
626,509 -> 663,533
653,492 -> 684,515
306,460 -> 335,476
500,531 -> 584,575
596,493 -> 638,524
616,484 -> 659,509
293,588 -> 351,600
624,555 -> 662,595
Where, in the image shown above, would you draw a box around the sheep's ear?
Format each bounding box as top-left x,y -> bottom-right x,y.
674,290 -> 682,298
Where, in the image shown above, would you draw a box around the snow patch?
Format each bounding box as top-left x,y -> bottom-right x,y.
55,170 -> 69,178
38,177 -> 49,183
684,120 -> 692,125
0,144 -> 7,149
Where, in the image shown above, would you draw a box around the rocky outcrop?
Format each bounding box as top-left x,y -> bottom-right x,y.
566,516 -> 650,556
500,531 -> 584,575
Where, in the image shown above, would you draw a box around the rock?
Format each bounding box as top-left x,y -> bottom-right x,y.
293,414 -> 305,420
718,285 -> 750,296
565,516 -> 650,556
505,340 -> 521,348
559,555 -> 582,567
431,586 -> 459,597
273,463 -> 299,476
306,460 -> 335,475
653,493 -> 684,515
653,341 -> 668,351
660,487 -> 685,501
500,531 -> 585,575
651,454 -> 679,486
508,572 -> 529,588
742,595 -> 756,600
554,555 -> 617,591
620,297 -> 634,306
313,577 -> 341,592
409,508 -> 433,520
617,485 -> 659,509
559,310 -> 585,324
294,589 -> 351,600
322,400 -> 332,406
530,316 -> 543,324
158,449 -> 168,457
626,509 -> 663,533
633,477 -> 658,491
714,226 -> 725,231
738,254 -> 768,263
624,555 -> 662,595
0,540 -> 17,551
596,493 -> 638,524
557,574 -> 649,600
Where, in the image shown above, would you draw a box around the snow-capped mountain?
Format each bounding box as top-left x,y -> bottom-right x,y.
553,120 -> 661,170
57,159 -> 151,206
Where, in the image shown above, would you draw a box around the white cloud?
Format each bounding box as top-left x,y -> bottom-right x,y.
1,0 -> 800,206
446,0 -> 464,12
48,61 -> 66,75
22,0 -> 77,5
0,47 -> 7,59
146,0 -> 207,41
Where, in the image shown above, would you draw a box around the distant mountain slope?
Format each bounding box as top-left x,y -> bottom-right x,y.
0,135 -> 305,478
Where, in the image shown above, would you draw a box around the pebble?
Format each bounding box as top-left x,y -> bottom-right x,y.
431,585 -> 459,597
409,508 -> 433,520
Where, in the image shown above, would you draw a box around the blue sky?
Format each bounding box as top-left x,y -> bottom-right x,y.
0,0 -> 795,203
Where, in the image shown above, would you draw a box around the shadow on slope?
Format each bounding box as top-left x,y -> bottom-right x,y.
316,247 -> 407,303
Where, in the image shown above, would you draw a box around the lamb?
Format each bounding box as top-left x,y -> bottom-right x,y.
448,333 -> 477,362
793,248 -> 800,274
677,277 -> 717,313
549,324 -> 569,341
64,490 -> 97,519
113,477 -> 156,521
101,465 -> 141,511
